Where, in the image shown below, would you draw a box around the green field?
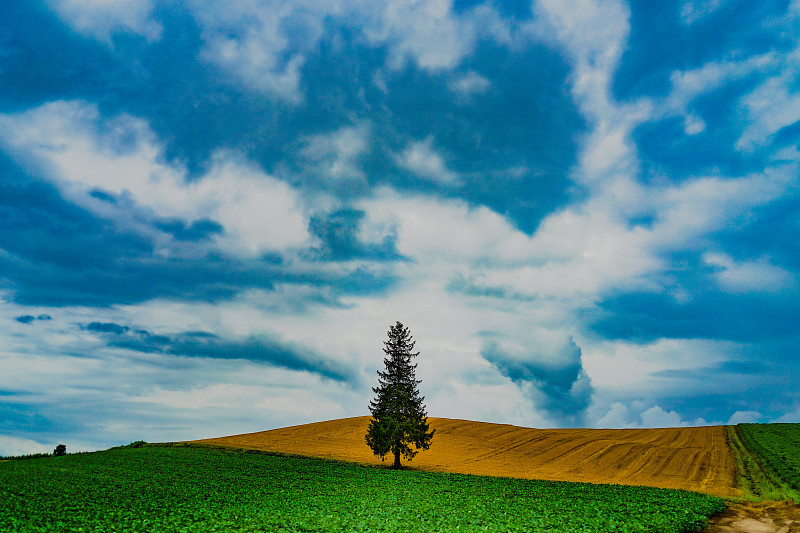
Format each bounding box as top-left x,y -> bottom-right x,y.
0,445 -> 724,533
733,423 -> 800,503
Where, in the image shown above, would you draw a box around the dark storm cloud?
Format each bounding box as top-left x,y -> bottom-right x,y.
481,338 -> 592,425
82,322 -> 358,384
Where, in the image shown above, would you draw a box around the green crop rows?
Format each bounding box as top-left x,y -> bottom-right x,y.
736,423 -> 800,502
0,445 -> 724,533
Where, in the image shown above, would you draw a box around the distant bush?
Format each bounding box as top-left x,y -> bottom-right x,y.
53,444 -> 67,456
129,441 -> 147,448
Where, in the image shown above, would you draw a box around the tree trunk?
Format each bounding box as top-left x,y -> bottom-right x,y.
392,448 -> 401,469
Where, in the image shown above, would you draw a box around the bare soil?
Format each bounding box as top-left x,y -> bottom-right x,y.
191,416 -> 739,497
707,501 -> 800,533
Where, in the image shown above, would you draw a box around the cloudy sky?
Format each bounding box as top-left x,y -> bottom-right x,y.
1,0 -> 799,456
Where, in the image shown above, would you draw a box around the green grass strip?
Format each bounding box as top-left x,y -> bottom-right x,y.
725,425 -> 785,501
735,423 -> 800,503
0,445 -> 724,533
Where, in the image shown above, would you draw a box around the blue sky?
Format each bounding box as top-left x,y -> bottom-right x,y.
1,0 -> 799,455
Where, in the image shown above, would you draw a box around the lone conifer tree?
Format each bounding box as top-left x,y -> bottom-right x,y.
366,321 -> 434,469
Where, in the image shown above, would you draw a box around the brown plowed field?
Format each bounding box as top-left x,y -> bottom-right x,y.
190,416 -> 740,497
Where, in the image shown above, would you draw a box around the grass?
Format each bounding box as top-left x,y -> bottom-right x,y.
0,444 -> 725,533
733,423 -> 800,503
725,425 -> 786,501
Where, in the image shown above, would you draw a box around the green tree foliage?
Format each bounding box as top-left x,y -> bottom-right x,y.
365,322 -> 434,469
53,444 -> 66,457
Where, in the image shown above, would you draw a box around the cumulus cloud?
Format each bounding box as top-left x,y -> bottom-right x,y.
728,410 -> 763,424
396,138 -> 460,185
481,336 -> 592,425
593,402 -> 710,429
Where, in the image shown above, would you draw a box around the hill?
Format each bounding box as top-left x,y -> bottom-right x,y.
190,416 -> 739,498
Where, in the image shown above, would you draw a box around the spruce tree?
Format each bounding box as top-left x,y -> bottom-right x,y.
365,321 -> 434,469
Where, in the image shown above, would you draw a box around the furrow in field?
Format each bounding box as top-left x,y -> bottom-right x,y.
190,416 -> 740,497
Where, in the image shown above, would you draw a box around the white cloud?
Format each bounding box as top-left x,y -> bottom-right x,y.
737,69 -> 800,151
773,405 -> 800,423
359,189 -> 544,268
0,436 -> 53,457
299,123 -> 370,190
681,0 -> 727,24
448,71 -> 491,99
395,138 -> 460,185
531,0 -> 648,195
186,0 -> 496,99
657,54 -> 776,136
46,0 -> 161,42
45,0 -> 493,100
704,253 -> 794,293
592,401 -> 711,428
668,55 -> 775,112
533,0 -> 629,74
0,313 -> 367,449
640,405 -> 688,428
593,402 -> 634,428
683,114 -> 706,135
727,410 -> 763,424
0,100 -> 310,256
362,0 -> 476,70
582,338 -> 732,396
190,0 -> 321,101
649,167 -> 796,251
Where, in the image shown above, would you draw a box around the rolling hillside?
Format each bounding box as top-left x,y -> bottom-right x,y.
190,416 -> 739,498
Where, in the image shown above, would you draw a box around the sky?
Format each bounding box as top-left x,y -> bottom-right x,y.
1,0 -> 799,456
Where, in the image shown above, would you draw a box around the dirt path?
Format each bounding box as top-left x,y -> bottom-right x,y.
707,502 -> 800,533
